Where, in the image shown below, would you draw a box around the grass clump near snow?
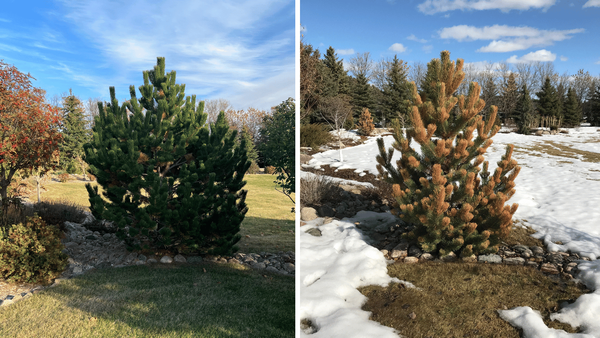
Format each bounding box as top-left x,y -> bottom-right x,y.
0,261 -> 294,338
360,262 -> 587,338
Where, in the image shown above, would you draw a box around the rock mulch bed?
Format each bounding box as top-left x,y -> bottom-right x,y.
302,208 -> 589,282
0,219 -> 294,308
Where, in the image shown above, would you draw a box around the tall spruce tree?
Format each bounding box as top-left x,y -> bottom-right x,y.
499,73 -> 518,125
589,85 -> 600,126
60,89 -> 89,173
562,87 -> 581,128
322,47 -> 350,97
377,51 -> 520,257
514,84 -> 535,135
84,58 -> 249,256
352,73 -> 372,121
536,77 -> 560,118
382,55 -> 411,125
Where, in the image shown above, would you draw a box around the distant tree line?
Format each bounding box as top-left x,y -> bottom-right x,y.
301,41 -> 600,137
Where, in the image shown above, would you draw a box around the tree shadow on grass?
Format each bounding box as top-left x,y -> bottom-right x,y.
20,262 -> 294,338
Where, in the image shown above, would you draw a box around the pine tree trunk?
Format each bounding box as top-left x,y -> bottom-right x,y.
36,176 -> 41,203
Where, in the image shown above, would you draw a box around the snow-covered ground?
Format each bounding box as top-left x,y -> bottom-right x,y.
300,127 -> 600,337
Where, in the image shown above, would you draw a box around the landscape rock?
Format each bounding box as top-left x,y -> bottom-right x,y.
504,257 -> 526,265
301,207 -> 318,221
306,228 -> 322,237
541,263 -> 560,274
187,256 -> 203,264
174,254 -> 186,263
440,252 -> 457,262
461,255 -> 477,263
318,205 -> 336,217
160,256 -> 173,264
403,257 -> 419,264
478,254 -> 502,264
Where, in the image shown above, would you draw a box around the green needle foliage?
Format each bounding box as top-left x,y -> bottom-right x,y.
377,51 -> 520,257
84,57 -> 250,256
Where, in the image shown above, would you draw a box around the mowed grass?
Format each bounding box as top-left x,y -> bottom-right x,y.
1,174 -> 295,337
358,224 -> 587,338
0,262 -> 294,338
31,174 -> 295,253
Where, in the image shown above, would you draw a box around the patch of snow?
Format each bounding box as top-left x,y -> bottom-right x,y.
300,211 -> 414,338
300,171 -> 374,188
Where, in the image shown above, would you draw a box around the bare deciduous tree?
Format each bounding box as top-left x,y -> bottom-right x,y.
348,52 -> 373,80
408,61 -> 427,91
204,98 -> 232,125
319,94 -> 353,163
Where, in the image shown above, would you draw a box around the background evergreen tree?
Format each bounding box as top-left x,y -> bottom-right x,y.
84,57 -> 249,256
322,47 -> 350,97
562,87 -> 581,128
587,85 -> 600,126
382,55 -> 411,126
514,84 -> 535,135
377,51 -> 520,257
480,76 -> 498,122
352,73 -> 373,122
536,77 -> 560,119
498,73 -> 518,125
60,89 -> 89,174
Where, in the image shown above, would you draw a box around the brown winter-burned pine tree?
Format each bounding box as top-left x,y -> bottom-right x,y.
376,51 -> 520,257
357,108 -> 375,136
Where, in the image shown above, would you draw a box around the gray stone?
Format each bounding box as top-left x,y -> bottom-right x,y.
137,254 -> 147,262
265,266 -> 280,274
530,246 -> 544,255
541,263 -> 560,274
318,205 -> 336,217
252,262 -> 266,270
147,258 -> 158,263
72,266 -> 83,274
461,255 -> 477,263
187,256 -> 203,264
392,241 -> 409,251
284,263 -> 295,272
306,228 -> 322,237
301,207 -> 318,221
403,257 -> 419,264
478,254 -> 502,264
440,252 -> 457,262
174,254 -> 187,263
390,250 -> 408,259
420,253 -> 434,261
504,257 -> 525,265
408,245 -> 422,258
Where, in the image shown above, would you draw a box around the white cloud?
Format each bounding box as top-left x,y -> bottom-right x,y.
389,43 -> 407,53
463,61 -> 503,72
583,0 -> 600,8
560,55 -> 568,61
596,58 -> 600,65
337,48 -> 355,55
407,34 -> 427,43
423,45 -> 434,53
507,49 -> 556,63
439,25 -> 584,52
55,0 -> 294,110
418,0 -> 556,14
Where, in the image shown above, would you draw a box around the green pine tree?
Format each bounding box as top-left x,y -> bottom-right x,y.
536,77 -> 560,118
60,89 -> 90,174
352,73 -> 372,121
322,47 -> 350,97
562,87 -> 581,128
382,55 -> 411,125
589,85 -> 600,126
376,51 -> 520,257
84,57 -> 249,256
514,84 -> 535,135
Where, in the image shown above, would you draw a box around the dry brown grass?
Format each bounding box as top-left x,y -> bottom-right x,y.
515,140 -> 600,163
360,262 -> 587,338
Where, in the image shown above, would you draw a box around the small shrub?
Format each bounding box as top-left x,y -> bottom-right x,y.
300,174 -> 339,207
265,165 -> 276,174
246,161 -> 261,174
0,197 -> 34,228
0,215 -> 68,284
300,123 -> 332,149
33,199 -> 88,231
357,108 -> 375,136
57,173 -> 70,183
87,173 -> 96,181
550,125 -> 558,131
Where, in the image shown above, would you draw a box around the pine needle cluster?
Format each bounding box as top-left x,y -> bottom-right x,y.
377,51 -> 520,257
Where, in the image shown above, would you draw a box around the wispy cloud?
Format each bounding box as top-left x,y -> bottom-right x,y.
423,45 -> 434,53
418,0 -> 556,14
507,49 -> 556,63
407,34 -> 427,43
560,55 -> 568,61
337,49 -> 355,55
0,18 -> 10,23
389,43 -> 407,53
583,0 -> 600,8
439,25 -> 584,52
55,0 -> 294,110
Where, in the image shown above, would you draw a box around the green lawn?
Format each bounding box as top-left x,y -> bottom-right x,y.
1,174 -> 295,337
0,262 -> 294,338
32,174 -> 295,253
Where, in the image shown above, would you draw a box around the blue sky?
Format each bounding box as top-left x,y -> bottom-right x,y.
0,0 -> 294,111
301,0 -> 600,77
